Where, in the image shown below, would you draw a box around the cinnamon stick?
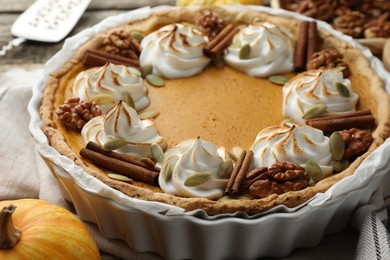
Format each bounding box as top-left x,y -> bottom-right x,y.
86,141 -> 160,172
225,150 -> 246,194
231,150 -> 254,194
305,109 -> 372,122
204,24 -> 240,58
306,114 -> 375,132
294,21 -> 309,71
306,21 -> 318,64
80,148 -> 159,186
83,49 -> 140,68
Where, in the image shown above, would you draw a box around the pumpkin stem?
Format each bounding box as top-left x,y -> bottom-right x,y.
0,205 -> 21,249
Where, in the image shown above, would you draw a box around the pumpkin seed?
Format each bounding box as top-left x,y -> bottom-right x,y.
268,75 -> 290,86
139,110 -> 160,120
218,195 -> 252,202
128,67 -> 141,77
226,151 -> 237,161
212,56 -> 225,68
162,163 -> 172,182
123,92 -> 135,109
302,104 -> 327,120
239,43 -> 251,60
305,160 -> 324,182
329,131 -> 345,161
231,146 -> 244,160
252,17 -> 262,24
331,66 -> 346,73
282,118 -> 294,124
146,74 -> 165,87
90,93 -> 115,105
103,137 -> 127,151
184,172 -> 212,187
217,159 -> 233,179
332,159 -> 350,172
150,143 -> 164,162
336,82 -> 351,97
130,31 -> 145,42
108,173 -> 133,183
231,35 -> 242,48
141,157 -> 156,167
141,63 -> 153,78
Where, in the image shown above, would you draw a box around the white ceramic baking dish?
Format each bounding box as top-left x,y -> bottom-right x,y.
28,5 -> 390,260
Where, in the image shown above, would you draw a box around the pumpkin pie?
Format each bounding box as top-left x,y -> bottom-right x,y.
40,6 -> 390,215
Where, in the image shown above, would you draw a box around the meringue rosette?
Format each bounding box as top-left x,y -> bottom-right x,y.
159,138 -> 228,199
140,23 -> 210,79
72,63 -> 149,113
224,22 -> 294,77
282,68 -> 359,124
251,124 -> 333,176
81,101 -> 167,158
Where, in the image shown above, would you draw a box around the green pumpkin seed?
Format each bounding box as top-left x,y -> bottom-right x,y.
184,172 -> 212,187
108,173 -> 133,183
123,92 -> 135,109
332,159 -> 350,172
336,82 -> 351,97
302,104 -> 327,120
329,131 -> 345,160
231,146 -> 244,159
305,160 -> 324,182
282,118 -> 294,124
162,163 -> 172,182
139,110 -> 160,120
150,143 -> 164,162
212,56 -> 225,68
130,31 -> 145,42
146,74 -> 165,87
331,66 -> 346,73
141,63 -> 153,78
90,93 -> 115,105
252,17 -> 262,24
217,159 -> 233,179
239,43 -> 251,60
226,151 -> 238,161
141,157 -> 156,167
128,67 -> 141,77
103,137 -> 127,151
218,195 -> 252,202
268,75 -> 290,86
231,35 -> 242,48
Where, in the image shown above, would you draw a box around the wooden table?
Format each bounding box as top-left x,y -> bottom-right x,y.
0,0 -> 175,72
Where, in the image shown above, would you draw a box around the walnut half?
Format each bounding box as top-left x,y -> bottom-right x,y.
248,162 -> 310,199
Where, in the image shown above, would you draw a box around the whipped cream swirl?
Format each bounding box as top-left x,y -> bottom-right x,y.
224,22 -> 294,77
251,124 -> 333,176
72,63 -> 149,113
139,23 -> 210,79
81,101 -> 166,158
159,138 -> 228,199
283,68 -> 359,124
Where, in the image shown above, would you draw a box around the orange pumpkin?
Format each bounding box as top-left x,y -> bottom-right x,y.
0,199 -> 100,259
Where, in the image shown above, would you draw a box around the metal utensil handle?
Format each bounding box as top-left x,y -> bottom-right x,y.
0,38 -> 26,57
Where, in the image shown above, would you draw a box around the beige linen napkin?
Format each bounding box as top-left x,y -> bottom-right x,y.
0,68 -> 161,260
1,67 -> 389,260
